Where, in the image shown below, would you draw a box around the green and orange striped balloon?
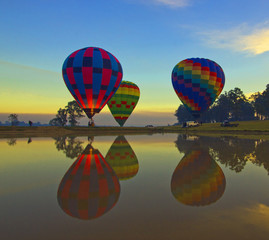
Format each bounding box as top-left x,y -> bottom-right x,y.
107,81 -> 140,126
105,136 -> 139,181
57,144 -> 120,220
171,149 -> 226,206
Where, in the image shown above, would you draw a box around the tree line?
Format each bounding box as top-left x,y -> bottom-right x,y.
175,135 -> 269,174
175,84 -> 269,123
2,114 -> 47,126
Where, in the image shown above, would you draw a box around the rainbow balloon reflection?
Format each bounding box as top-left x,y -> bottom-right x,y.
105,136 -> 139,181
57,144 -> 120,220
171,149 -> 226,206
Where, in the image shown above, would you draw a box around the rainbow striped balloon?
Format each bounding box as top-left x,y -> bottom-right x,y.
107,81 -> 140,126
171,149 -> 226,206
57,144 -> 120,220
172,58 -> 225,119
105,136 -> 139,180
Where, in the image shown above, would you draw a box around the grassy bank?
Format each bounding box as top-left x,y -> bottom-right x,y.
0,120 -> 269,138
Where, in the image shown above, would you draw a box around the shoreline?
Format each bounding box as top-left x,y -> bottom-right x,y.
1,120 -> 269,139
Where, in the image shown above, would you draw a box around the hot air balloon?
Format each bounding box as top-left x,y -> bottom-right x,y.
105,136 -> 139,180
62,47 -> 123,123
171,58 -> 225,119
57,144 -> 120,220
171,149 -> 226,206
107,81 -> 140,127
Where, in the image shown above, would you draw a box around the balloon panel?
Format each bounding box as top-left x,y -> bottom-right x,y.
57,144 -> 120,220
171,150 -> 226,206
107,81 -> 140,126
105,136 -> 139,180
62,47 -> 123,118
172,58 -> 225,117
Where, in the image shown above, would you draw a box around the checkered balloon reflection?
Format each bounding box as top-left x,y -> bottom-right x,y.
171,149 -> 226,206
57,144 -> 120,220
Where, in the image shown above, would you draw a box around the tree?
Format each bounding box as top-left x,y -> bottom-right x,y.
49,108 -> 67,126
56,108 -> 68,126
213,92 -> 231,121
249,84 -> 269,120
49,101 -> 84,126
239,101 -> 255,120
174,105 -> 193,123
249,92 -> 265,120
49,118 -> 62,126
262,84 -> 269,118
65,101 -> 84,126
8,114 -> 19,126
223,87 -> 255,121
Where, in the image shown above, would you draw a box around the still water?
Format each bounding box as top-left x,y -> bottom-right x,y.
1,134 -> 269,240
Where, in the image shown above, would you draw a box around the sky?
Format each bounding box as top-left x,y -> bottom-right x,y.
0,0 -> 269,126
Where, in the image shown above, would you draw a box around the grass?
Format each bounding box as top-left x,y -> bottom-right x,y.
0,120 -> 269,139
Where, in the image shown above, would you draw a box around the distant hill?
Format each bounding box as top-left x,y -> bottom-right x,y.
0,121 -> 49,127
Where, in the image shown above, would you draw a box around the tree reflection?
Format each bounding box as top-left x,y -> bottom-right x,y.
54,136 -> 84,159
209,137 -> 255,173
253,140 -> 269,174
175,135 -> 268,174
6,138 -> 17,146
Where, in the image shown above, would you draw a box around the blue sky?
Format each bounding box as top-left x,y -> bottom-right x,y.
0,0 -> 269,125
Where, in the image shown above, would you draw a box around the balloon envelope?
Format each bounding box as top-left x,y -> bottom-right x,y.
62,47 -> 123,119
172,58 -> 225,118
171,149 -> 226,206
105,136 -> 139,180
107,81 -> 140,126
57,144 -> 120,220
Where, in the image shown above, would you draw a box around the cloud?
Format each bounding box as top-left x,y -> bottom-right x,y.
199,23 -> 269,55
129,0 -> 191,8
153,0 -> 190,7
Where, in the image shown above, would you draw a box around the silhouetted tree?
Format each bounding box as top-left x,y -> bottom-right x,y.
8,114 -> 19,126
175,105 -> 193,123
227,88 -> 250,120
66,101 -> 84,126
50,101 -> 84,126
49,108 -> 67,126
249,85 -> 269,120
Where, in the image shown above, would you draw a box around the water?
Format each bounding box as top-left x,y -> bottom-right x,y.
1,134 -> 269,240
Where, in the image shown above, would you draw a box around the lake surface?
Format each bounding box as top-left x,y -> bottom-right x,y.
1,134 -> 269,240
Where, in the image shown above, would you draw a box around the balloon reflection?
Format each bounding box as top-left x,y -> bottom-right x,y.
171,147 -> 226,206
105,136 -> 139,181
57,144 -> 120,220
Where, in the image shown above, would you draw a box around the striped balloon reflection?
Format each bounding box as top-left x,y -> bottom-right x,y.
57,144 -> 120,220
105,136 -> 139,181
